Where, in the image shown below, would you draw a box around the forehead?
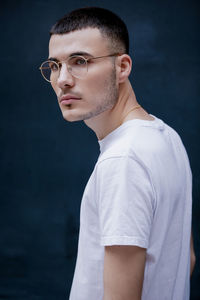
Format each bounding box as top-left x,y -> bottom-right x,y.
49,28 -> 109,59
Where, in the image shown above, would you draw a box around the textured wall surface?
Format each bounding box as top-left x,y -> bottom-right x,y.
0,0 -> 199,299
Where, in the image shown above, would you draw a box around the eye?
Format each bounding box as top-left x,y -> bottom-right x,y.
70,57 -> 86,66
49,61 -> 59,71
76,57 -> 86,65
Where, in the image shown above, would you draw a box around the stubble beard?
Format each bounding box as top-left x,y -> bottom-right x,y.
76,67 -> 119,121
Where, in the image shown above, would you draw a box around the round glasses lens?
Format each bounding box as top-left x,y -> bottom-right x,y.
68,56 -> 87,78
41,61 -> 59,82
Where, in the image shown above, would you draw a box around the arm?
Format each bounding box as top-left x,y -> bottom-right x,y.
103,245 -> 146,300
190,232 -> 196,276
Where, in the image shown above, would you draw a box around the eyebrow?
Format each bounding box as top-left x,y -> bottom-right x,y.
48,51 -> 93,61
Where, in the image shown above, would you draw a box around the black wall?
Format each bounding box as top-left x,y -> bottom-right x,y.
0,0 -> 199,299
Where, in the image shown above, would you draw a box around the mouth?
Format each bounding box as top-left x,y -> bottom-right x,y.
59,94 -> 81,105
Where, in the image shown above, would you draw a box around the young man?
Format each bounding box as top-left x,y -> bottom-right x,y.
39,7 -> 194,300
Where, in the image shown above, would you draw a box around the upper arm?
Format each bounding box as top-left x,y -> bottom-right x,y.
97,157 -> 152,299
103,245 -> 146,300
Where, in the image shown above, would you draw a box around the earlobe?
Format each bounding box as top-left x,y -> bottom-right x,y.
118,54 -> 132,83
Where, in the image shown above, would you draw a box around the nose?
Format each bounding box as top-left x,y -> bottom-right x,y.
57,63 -> 75,89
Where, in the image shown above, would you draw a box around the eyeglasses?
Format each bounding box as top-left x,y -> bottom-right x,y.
39,53 -> 121,82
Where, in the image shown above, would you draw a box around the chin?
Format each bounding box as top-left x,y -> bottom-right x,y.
61,110 -> 83,122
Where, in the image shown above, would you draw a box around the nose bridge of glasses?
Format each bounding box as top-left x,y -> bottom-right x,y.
56,61 -> 74,85
58,60 -> 73,78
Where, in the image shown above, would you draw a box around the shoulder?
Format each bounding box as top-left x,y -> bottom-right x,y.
98,117 -> 176,164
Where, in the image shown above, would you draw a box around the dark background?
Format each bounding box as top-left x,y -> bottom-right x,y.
0,0 -> 199,299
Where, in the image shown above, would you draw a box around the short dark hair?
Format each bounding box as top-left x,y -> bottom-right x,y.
50,7 -> 129,54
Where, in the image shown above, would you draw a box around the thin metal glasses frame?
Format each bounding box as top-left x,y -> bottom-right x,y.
39,53 -> 121,82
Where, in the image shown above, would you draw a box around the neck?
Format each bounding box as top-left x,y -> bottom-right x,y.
84,80 -> 152,140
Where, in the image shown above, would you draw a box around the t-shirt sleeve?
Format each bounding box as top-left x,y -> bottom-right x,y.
96,156 -> 156,249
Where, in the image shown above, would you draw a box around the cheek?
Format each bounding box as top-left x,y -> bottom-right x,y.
84,72 -> 109,94
82,80 -> 103,106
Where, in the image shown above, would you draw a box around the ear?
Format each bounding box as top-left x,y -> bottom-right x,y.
117,54 -> 132,83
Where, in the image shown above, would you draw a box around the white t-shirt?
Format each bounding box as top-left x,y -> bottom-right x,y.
69,116 -> 192,300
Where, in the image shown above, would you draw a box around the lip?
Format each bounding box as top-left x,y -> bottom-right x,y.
59,94 -> 81,105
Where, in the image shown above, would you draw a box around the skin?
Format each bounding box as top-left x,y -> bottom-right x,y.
190,233 -> 196,276
103,245 -> 146,300
49,28 -> 195,299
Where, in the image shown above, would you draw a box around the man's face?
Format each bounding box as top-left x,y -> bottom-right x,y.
49,28 -> 119,122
